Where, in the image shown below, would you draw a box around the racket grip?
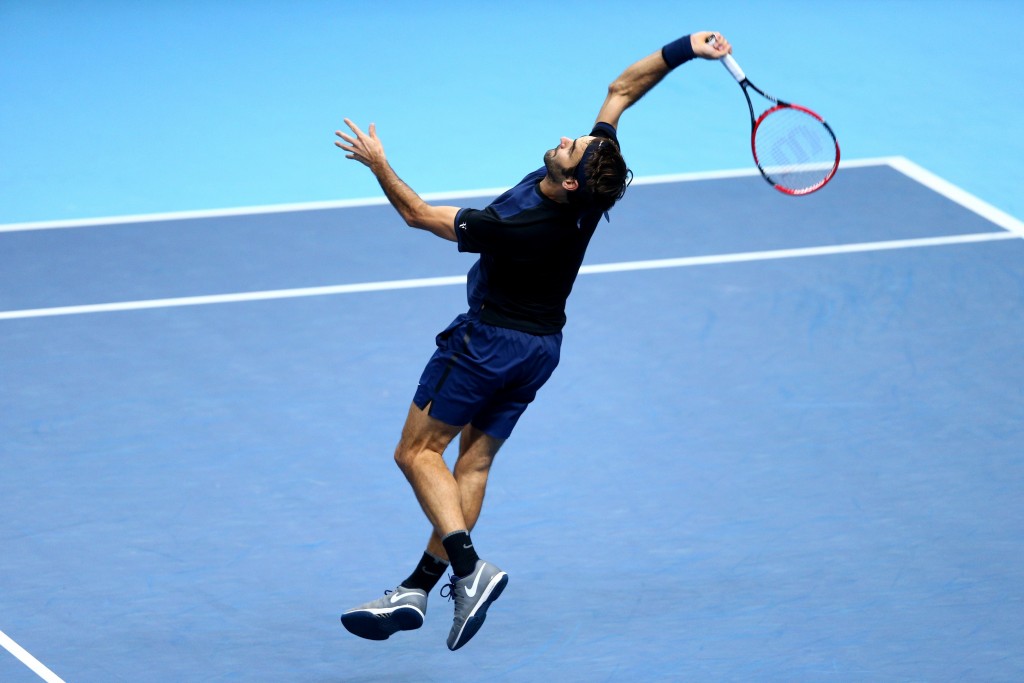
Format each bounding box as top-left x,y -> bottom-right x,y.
720,54 -> 746,82
705,34 -> 746,82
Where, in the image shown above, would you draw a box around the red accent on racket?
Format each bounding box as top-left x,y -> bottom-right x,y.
709,36 -> 840,196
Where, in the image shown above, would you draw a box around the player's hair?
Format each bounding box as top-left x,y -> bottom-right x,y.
570,139 -> 632,213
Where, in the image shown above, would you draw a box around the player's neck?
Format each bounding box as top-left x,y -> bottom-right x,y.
538,175 -> 571,204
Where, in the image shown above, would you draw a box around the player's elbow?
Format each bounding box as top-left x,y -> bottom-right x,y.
607,78 -> 629,100
400,202 -> 430,229
402,204 -> 459,242
606,78 -> 642,112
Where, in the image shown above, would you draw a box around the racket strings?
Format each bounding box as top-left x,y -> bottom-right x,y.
753,107 -> 838,194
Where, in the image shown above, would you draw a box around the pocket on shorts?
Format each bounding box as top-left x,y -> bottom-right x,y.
434,314 -> 470,348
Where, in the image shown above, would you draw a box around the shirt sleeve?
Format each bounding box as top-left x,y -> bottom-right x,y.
455,167 -> 552,256
456,204 -> 570,259
455,207 -> 510,255
591,121 -> 618,144
454,207 -> 474,252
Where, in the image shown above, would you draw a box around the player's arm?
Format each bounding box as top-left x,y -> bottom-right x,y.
595,31 -> 732,129
335,119 -> 458,242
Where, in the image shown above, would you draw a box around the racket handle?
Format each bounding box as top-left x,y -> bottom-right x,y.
705,34 -> 746,82
720,54 -> 746,82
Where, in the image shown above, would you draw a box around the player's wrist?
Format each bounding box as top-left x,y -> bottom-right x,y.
368,156 -> 390,176
661,34 -> 695,69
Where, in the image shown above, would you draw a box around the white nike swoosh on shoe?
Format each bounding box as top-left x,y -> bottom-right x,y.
390,591 -> 414,604
464,566 -> 485,598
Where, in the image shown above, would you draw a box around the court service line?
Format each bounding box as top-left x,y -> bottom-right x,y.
576,231 -> 1019,275
0,629 -> 66,683
0,231 -> 1016,321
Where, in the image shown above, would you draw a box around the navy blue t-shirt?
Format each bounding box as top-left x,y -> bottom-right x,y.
454,122 -> 618,335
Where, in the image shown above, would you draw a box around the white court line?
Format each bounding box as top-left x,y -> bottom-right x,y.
0,189 -> 506,233
0,231 -> 1017,321
577,231 -> 1019,275
0,629 -> 66,683
0,156 -> 916,233
0,275 -> 467,320
885,157 -> 1024,238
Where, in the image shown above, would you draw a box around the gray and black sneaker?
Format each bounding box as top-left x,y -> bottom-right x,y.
441,560 -> 508,651
341,585 -> 427,640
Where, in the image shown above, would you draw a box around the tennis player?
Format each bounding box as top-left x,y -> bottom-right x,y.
334,30 -> 732,651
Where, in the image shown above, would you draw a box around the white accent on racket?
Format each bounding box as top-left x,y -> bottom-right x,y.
721,54 -> 746,82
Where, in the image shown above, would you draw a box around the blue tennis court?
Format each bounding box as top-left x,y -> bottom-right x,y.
3,159 -> 1023,682
3,3 -> 1023,682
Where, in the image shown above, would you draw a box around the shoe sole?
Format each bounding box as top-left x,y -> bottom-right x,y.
448,572 -> 508,651
341,605 -> 424,641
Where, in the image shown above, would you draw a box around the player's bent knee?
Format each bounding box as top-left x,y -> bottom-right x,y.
393,443 -> 418,473
393,437 -> 450,474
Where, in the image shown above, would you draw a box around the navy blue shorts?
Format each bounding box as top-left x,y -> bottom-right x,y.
412,315 -> 562,439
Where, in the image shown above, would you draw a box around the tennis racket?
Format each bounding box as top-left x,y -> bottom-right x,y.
709,35 -> 840,196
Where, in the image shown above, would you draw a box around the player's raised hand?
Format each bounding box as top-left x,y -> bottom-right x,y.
335,119 -> 387,171
692,31 -> 731,59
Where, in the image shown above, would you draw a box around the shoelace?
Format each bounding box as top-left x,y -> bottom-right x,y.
439,574 -> 460,602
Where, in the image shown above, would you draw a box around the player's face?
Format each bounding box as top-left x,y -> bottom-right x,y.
543,135 -> 595,179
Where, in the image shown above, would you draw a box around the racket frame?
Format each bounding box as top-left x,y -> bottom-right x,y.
747,95 -> 841,196
712,40 -> 841,195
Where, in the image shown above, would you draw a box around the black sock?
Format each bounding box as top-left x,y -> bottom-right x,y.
401,551 -> 449,592
441,530 -> 480,578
